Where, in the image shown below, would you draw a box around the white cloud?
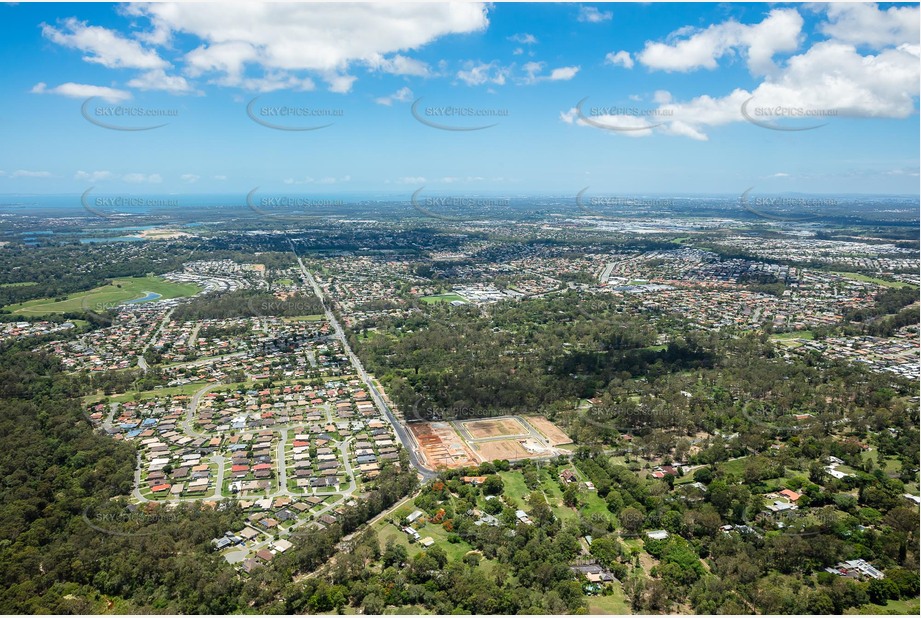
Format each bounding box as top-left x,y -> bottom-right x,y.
396,176 -> 426,184
212,175 -> 227,181
605,50 -> 633,69
41,17 -> 167,69
375,86 -> 413,106
637,8 -> 804,75
457,61 -> 510,86
820,3 -> 920,48
521,62 -> 579,84
130,3 -> 488,92
127,69 -> 195,94
74,170 -> 114,182
284,175 -> 350,185
123,173 -> 162,184
366,54 -> 431,77
10,170 -> 52,178
578,6 -> 613,23
566,38 -> 920,141
508,33 -> 538,45
31,81 -> 130,103
771,172 -> 790,178
548,66 -> 580,81
180,174 -> 200,184
653,90 -> 672,104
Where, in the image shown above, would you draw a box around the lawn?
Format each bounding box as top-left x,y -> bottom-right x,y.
771,330 -> 814,340
498,471 -> 532,507
6,276 -> 200,316
846,598 -> 920,615
586,584 -> 631,614
420,293 -> 466,304
832,272 -> 915,289
282,315 -> 324,322
82,381 -> 208,405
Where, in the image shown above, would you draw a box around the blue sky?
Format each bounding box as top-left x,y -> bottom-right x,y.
0,2 -> 918,198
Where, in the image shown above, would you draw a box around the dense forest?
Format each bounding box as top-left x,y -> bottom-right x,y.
171,289 -> 323,321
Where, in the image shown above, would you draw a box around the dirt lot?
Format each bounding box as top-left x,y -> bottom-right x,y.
523,415 -> 572,445
473,439 -> 532,461
461,417 -> 529,440
409,422 -> 478,469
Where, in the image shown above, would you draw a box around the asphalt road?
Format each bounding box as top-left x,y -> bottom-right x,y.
292,248 -> 438,481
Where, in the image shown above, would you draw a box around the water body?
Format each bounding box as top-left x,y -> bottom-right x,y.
79,236 -> 145,244
123,291 -> 162,304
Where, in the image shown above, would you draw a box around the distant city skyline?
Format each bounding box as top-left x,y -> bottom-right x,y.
0,2 -> 918,196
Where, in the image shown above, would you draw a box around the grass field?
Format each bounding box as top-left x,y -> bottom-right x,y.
832,271 -> 915,289
420,293 -> 466,304
498,471 -> 532,507
846,598 -> 920,615
771,330 -> 814,340
586,585 -> 631,614
6,276 -> 200,316
82,381 -> 208,405
282,315 -> 324,322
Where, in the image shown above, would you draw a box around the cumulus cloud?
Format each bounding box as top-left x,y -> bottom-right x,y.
31,81 -> 130,103
127,69 -> 196,94
637,8 -> 804,75
41,17 -> 167,69
571,4 -> 919,140
74,170 -> 114,182
375,86 -> 413,106
129,2 -> 488,92
820,3 -> 920,48
521,62 -> 579,84
180,174 -> 200,184
456,61 -> 510,86
123,173 -> 162,184
365,54 -> 431,77
605,50 -> 633,69
508,33 -> 538,45
578,6 -> 613,23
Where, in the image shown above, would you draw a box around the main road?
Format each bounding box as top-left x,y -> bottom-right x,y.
291,246 -> 437,481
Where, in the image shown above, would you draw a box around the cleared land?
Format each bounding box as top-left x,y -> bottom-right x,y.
524,415 -> 573,445
461,417 -> 529,440
473,439 -> 532,461
6,276 -> 200,316
409,421 -> 479,469
412,415 -> 571,468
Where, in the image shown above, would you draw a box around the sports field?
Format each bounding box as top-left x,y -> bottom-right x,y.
420,293 -> 466,304
6,276 -> 201,316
